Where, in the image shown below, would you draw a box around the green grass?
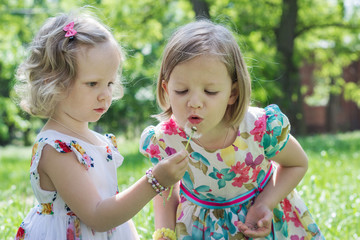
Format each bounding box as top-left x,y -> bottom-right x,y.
297,132 -> 360,239
1,132 -> 360,239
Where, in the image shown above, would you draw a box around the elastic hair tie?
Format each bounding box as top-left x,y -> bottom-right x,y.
63,21 -> 77,39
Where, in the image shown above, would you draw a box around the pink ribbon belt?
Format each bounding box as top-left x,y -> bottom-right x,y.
180,164 -> 274,209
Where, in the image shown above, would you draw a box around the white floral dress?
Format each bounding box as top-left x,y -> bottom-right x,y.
15,130 -> 139,240
140,104 -> 324,240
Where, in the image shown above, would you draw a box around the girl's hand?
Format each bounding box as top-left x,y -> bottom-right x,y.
237,203 -> 273,238
152,149 -> 189,188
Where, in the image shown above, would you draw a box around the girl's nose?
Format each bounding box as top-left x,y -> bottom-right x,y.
187,93 -> 203,109
98,87 -> 112,101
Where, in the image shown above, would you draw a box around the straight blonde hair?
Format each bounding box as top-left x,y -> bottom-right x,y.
155,20 -> 251,127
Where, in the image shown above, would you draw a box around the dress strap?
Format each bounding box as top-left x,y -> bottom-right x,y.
180,164 -> 274,209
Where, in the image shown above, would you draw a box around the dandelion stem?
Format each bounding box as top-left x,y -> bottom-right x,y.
167,126 -> 197,201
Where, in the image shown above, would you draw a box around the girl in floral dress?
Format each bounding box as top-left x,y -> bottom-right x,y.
14,9 -> 188,240
139,20 -> 324,239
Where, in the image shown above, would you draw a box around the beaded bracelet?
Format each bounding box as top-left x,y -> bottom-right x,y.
146,168 -> 168,195
153,227 -> 176,240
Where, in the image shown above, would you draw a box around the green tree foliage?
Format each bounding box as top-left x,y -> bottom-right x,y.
96,0 -> 196,138
0,0 -> 57,145
1,0 -> 359,145
191,0 -> 360,132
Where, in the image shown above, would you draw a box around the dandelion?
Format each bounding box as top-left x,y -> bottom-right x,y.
167,125 -> 199,201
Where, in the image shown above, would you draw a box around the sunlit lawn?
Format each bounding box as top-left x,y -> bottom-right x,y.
1,131 -> 359,239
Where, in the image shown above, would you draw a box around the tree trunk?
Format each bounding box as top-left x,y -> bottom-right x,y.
326,77 -> 338,132
275,0 -> 305,134
190,0 -> 210,19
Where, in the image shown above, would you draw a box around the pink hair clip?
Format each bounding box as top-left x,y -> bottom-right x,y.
63,22 -> 77,39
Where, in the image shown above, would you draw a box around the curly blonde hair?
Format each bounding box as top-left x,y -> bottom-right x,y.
155,20 -> 251,127
15,9 -> 124,118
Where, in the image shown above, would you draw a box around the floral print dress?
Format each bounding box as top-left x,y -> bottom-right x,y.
140,104 -> 324,240
15,130 -> 139,240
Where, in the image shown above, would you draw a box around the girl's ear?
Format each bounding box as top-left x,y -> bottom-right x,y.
161,80 -> 169,94
228,82 -> 239,105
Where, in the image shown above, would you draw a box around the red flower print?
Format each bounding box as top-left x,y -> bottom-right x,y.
216,172 -> 224,179
250,114 -> 267,143
250,166 -> 262,182
106,146 -> 111,154
162,118 -> 178,135
67,228 -> 75,240
290,236 -> 304,240
291,214 -> 304,228
230,162 -> 246,174
232,174 -> 250,188
15,227 -> 25,240
281,198 -> 292,222
290,236 -> 297,240
222,224 -> 229,231
55,140 -> 71,152
30,156 -> 35,167
83,155 -> 92,167
230,162 -> 250,177
67,211 -> 77,216
282,198 -> 292,215
146,144 -> 161,159
281,199 -> 304,227
178,128 -> 187,139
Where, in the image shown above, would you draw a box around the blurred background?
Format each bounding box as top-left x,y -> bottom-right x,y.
1,1 -> 360,238
0,0 -> 359,145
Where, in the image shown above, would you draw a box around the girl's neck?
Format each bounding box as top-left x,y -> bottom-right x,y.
44,117 -> 101,146
195,125 -> 237,151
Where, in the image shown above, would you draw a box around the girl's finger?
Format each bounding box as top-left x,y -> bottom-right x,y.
173,150 -> 189,163
243,225 -> 271,238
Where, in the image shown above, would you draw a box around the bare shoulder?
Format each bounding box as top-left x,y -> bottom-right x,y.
39,144 -> 78,169
38,144 -> 87,191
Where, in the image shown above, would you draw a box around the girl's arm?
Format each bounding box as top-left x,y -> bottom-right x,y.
39,145 -> 188,232
255,134 -> 308,210
238,135 -> 308,237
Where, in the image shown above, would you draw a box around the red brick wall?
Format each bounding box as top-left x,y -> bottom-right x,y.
300,60 -> 360,133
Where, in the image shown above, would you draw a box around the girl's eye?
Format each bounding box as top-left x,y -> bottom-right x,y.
205,90 -> 218,95
87,82 -> 97,87
175,90 -> 188,95
108,82 -> 114,87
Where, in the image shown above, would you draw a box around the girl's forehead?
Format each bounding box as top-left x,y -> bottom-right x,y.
169,76 -> 220,86
168,55 -> 230,84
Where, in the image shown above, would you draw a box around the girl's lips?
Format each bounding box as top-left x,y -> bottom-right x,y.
188,116 -> 203,125
94,108 -> 106,113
